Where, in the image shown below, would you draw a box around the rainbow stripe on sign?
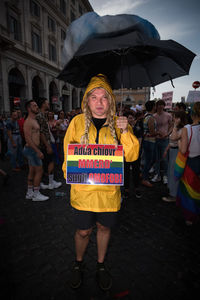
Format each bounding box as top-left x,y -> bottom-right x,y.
67,144 -> 124,185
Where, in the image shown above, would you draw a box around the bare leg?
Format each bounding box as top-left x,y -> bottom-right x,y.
34,166 -> 43,187
48,161 -> 54,175
28,166 -> 34,186
96,222 -> 111,263
75,228 -> 92,261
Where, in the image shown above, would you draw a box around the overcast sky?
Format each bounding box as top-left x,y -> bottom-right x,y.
89,0 -> 200,102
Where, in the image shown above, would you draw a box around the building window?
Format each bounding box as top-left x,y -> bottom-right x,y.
48,16 -> 56,32
31,30 -> 42,53
30,0 -> 40,18
49,42 -> 57,62
61,29 -> 66,41
9,15 -> 21,41
60,0 -> 66,15
70,10 -> 75,22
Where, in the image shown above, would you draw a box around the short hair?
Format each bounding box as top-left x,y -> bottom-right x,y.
123,111 -> 135,118
37,97 -> 47,108
11,110 -> 17,114
135,111 -> 143,119
145,101 -> 155,112
176,102 -> 186,111
156,99 -> 165,107
25,100 -> 35,111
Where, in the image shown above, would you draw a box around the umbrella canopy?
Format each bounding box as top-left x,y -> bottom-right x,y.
58,31 -> 196,89
58,12 -> 196,89
61,12 -> 160,66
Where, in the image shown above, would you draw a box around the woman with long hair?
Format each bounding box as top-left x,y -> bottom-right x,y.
176,102 -> 200,225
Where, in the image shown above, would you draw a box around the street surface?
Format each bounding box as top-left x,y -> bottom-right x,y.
0,160 -> 200,299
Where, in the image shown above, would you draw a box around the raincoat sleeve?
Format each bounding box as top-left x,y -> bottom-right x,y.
62,117 -> 76,179
119,124 -> 139,162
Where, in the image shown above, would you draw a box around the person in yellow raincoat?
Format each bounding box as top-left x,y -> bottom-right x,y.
62,74 -> 139,290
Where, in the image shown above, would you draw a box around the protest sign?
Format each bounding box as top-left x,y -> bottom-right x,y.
66,144 -> 124,185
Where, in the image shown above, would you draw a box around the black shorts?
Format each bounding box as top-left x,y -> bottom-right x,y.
41,147 -> 54,172
71,207 -> 119,230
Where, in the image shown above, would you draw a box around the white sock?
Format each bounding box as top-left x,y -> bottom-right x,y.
49,174 -> 54,185
28,186 -> 33,194
33,187 -> 40,196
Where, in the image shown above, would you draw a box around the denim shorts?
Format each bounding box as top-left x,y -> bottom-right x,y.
71,207 -> 119,230
23,146 -> 42,167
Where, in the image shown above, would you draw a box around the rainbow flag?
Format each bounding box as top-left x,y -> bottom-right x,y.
174,151 -> 188,180
66,144 -> 124,185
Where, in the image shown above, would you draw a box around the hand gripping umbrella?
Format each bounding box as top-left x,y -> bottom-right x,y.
58,12 -> 196,90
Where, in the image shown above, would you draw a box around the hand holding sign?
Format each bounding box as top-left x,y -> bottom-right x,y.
116,116 -> 128,134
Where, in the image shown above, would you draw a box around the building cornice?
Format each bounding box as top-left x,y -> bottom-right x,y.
41,0 -> 70,26
3,46 -> 62,75
5,1 -> 21,15
0,34 -> 15,50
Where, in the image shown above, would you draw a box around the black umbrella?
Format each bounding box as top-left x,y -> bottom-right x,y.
58,30 -> 196,89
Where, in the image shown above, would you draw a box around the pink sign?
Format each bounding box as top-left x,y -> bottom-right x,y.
162,91 -> 173,109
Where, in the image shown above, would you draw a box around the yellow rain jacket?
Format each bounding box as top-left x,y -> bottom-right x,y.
62,74 -> 139,212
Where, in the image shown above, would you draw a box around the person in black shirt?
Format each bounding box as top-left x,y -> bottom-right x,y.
123,111 -> 143,199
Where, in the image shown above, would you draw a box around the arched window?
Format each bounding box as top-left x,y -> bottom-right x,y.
32,76 -> 44,100
8,68 -> 25,111
49,81 -> 59,111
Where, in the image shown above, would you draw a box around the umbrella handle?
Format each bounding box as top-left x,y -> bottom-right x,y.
118,111 -> 124,134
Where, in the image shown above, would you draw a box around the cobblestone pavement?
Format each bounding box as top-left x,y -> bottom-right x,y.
0,161 -> 200,300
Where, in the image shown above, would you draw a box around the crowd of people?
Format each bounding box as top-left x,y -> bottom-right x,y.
116,101 -> 194,193
120,100 -> 200,228
0,101 -> 81,201
0,98 -> 199,206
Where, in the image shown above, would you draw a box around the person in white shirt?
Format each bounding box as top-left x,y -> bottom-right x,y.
177,102 -> 200,225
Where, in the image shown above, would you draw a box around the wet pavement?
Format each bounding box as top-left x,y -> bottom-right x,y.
0,160 -> 200,300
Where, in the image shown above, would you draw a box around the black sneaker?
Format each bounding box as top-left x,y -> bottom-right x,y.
135,189 -> 142,199
69,261 -> 83,289
96,263 -> 112,291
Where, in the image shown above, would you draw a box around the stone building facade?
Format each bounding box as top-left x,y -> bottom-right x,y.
0,0 -> 150,115
0,0 -> 92,114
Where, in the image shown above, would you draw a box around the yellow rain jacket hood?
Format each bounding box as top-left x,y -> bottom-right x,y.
81,74 -> 116,113
62,74 -> 139,212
